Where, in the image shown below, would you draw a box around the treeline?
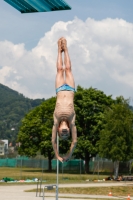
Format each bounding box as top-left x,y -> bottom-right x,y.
17,85 -> 133,177
0,83 -> 45,145
1,83 -> 133,177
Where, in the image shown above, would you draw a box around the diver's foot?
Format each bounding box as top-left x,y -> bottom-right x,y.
61,38 -> 67,52
58,38 -> 63,53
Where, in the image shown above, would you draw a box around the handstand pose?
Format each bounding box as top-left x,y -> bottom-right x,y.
52,37 -> 77,162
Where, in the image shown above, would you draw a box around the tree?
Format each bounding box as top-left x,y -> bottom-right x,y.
17,97 -> 56,171
98,96 -> 133,178
74,86 -> 114,173
17,96 -> 71,171
0,83 -> 44,144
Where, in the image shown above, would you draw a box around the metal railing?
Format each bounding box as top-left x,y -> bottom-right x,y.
42,184 -> 57,200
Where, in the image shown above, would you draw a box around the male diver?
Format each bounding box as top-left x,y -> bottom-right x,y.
52,37 -> 77,162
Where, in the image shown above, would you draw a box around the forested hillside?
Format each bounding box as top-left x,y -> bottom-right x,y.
0,83 -> 45,145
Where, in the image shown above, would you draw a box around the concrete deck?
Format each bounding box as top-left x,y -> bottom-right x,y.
0,182 -> 133,200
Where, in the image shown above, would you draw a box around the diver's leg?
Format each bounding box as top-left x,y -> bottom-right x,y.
55,38 -> 65,89
62,38 -> 75,88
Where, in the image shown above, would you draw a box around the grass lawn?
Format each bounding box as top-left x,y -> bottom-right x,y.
1,167 -> 133,198
0,167 -> 107,183
26,186 -> 133,197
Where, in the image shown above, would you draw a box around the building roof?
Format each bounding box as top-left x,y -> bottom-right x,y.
0,140 -> 5,144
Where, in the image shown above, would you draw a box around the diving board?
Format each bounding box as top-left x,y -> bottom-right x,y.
4,0 -> 71,13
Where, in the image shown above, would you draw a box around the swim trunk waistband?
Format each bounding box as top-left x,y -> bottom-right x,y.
56,84 -> 75,94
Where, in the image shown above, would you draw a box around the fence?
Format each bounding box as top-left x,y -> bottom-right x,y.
0,158 -> 48,169
52,159 -> 84,173
91,161 -> 131,174
0,158 -> 131,174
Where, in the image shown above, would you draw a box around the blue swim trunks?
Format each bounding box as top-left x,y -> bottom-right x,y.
56,84 -> 75,94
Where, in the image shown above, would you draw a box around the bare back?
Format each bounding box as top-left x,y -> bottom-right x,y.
54,91 -> 75,122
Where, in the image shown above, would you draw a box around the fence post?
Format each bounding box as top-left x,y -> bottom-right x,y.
56,135 -> 59,200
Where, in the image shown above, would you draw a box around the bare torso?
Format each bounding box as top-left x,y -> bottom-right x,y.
52,37 -> 77,163
54,91 -> 75,123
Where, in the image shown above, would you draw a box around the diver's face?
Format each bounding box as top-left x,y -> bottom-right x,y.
58,121 -> 70,140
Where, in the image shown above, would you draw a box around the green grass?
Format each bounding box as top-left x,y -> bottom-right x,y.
1,167 -> 133,198
26,186 -> 133,197
0,167 -> 107,183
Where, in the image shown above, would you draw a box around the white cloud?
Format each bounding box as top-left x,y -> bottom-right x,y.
0,17 -> 133,101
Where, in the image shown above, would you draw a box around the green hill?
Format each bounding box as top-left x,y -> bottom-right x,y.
0,83 -> 45,145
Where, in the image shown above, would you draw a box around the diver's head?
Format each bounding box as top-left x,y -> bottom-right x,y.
58,120 -> 70,140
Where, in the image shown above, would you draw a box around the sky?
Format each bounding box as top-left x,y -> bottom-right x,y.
0,0 -> 133,103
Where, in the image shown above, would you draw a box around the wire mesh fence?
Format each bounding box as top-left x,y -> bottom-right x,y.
0,157 -> 131,175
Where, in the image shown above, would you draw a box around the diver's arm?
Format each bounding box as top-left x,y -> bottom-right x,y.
51,114 -> 63,162
63,113 -> 77,161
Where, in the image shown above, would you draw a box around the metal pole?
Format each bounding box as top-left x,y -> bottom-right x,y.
39,178 -> 42,197
98,156 -> 99,180
56,135 -> 59,200
36,180 -> 39,197
20,158 -> 22,180
80,159 -> 81,178
62,161 -> 64,180
43,187 -> 44,200
42,159 -> 44,182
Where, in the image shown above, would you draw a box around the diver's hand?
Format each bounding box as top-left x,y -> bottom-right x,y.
63,156 -> 70,162
57,156 -> 63,163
